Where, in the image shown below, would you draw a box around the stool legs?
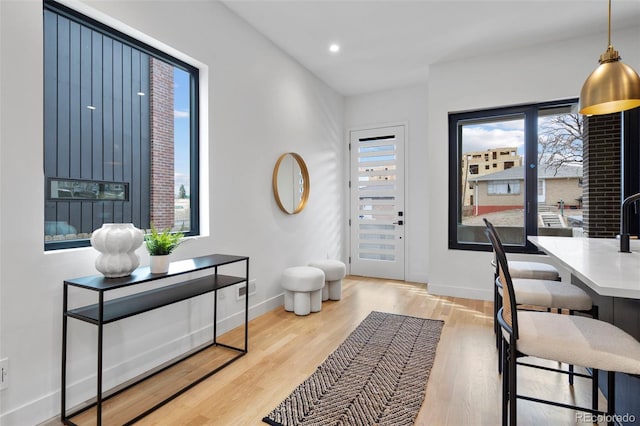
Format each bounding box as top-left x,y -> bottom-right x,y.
286,290 -> 323,315
284,290 -> 294,312
310,289 -> 322,312
322,286 -> 329,301
293,292 -> 311,316
320,280 -> 343,301
328,279 -> 342,300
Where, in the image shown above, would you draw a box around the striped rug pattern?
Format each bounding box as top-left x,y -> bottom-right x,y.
262,311 -> 444,426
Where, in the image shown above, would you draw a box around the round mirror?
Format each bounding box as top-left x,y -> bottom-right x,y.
272,152 -> 310,214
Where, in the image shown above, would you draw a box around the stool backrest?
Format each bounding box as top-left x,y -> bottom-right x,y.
484,219 -> 519,340
483,218 -> 501,279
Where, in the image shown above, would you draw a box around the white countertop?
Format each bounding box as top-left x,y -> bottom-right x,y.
528,236 -> 640,299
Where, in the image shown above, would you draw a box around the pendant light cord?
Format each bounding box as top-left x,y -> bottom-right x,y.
607,0 -> 612,48
600,0 -> 619,63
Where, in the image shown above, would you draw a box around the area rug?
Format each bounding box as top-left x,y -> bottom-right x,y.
262,311 -> 444,426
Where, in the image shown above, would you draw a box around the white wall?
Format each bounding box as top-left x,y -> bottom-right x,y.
344,84 -> 429,283
0,0 -> 344,423
426,27 -> 640,300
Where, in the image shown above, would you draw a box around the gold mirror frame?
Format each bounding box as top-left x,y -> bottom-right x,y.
272,152 -> 310,214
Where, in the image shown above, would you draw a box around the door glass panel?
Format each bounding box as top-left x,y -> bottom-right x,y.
350,125 -> 405,279
356,135 -> 398,261
458,116 -> 525,245
537,106 -> 583,237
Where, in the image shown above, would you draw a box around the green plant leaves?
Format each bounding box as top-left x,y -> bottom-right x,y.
144,223 -> 184,256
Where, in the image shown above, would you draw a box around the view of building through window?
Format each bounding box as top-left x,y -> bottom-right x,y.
171,67 -> 192,232
452,102 -> 582,249
43,3 -> 198,250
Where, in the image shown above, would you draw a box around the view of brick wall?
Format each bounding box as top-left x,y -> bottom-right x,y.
583,113 -> 621,238
150,58 -> 175,230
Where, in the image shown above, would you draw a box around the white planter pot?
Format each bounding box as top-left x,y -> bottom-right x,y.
90,223 -> 144,278
150,255 -> 171,274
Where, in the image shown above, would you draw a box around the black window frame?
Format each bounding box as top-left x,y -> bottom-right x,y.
448,98 -> 578,253
623,107 -> 640,236
43,0 -> 200,251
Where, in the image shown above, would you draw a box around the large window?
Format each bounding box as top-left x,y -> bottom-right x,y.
448,99 -> 582,252
44,1 -> 199,250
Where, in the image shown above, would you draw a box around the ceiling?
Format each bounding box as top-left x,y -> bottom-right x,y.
221,0 -> 640,96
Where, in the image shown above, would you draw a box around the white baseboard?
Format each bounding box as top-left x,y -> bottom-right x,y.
427,283 -> 492,302
3,294 -> 284,426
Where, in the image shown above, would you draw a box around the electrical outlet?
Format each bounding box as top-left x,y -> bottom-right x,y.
237,279 -> 257,300
0,358 -> 8,391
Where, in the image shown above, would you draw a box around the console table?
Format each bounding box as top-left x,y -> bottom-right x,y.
61,254 -> 249,426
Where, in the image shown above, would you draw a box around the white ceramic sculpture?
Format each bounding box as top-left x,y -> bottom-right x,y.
90,223 -> 144,278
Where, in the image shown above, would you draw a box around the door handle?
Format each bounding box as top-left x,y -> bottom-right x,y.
393,220 -> 404,226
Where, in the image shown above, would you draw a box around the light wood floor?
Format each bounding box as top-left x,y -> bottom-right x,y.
52,276 -> 605,425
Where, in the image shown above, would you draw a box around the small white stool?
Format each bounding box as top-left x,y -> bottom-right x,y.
309,260 -> 346,301
282,266 -> 325,315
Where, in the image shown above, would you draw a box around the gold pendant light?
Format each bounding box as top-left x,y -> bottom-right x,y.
579,0 -> 640,115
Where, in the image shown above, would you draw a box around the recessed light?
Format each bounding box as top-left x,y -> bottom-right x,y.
137,92 -> 145,96
329,44 -> 340,53
87,105 -> 96,110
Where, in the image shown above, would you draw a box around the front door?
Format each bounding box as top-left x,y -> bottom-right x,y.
349,125 -> 405,280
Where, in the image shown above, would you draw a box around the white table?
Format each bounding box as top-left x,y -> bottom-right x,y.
528,236 -> 640,299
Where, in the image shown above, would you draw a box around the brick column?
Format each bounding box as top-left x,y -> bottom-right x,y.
149,58 -> 175,230
583,113 -> 621,238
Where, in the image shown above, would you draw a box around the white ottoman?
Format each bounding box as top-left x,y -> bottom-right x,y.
309,260 -> 346,301
282,266 -> 325,315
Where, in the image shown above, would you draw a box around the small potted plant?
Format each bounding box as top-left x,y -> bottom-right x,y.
144,223 -> 184,274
